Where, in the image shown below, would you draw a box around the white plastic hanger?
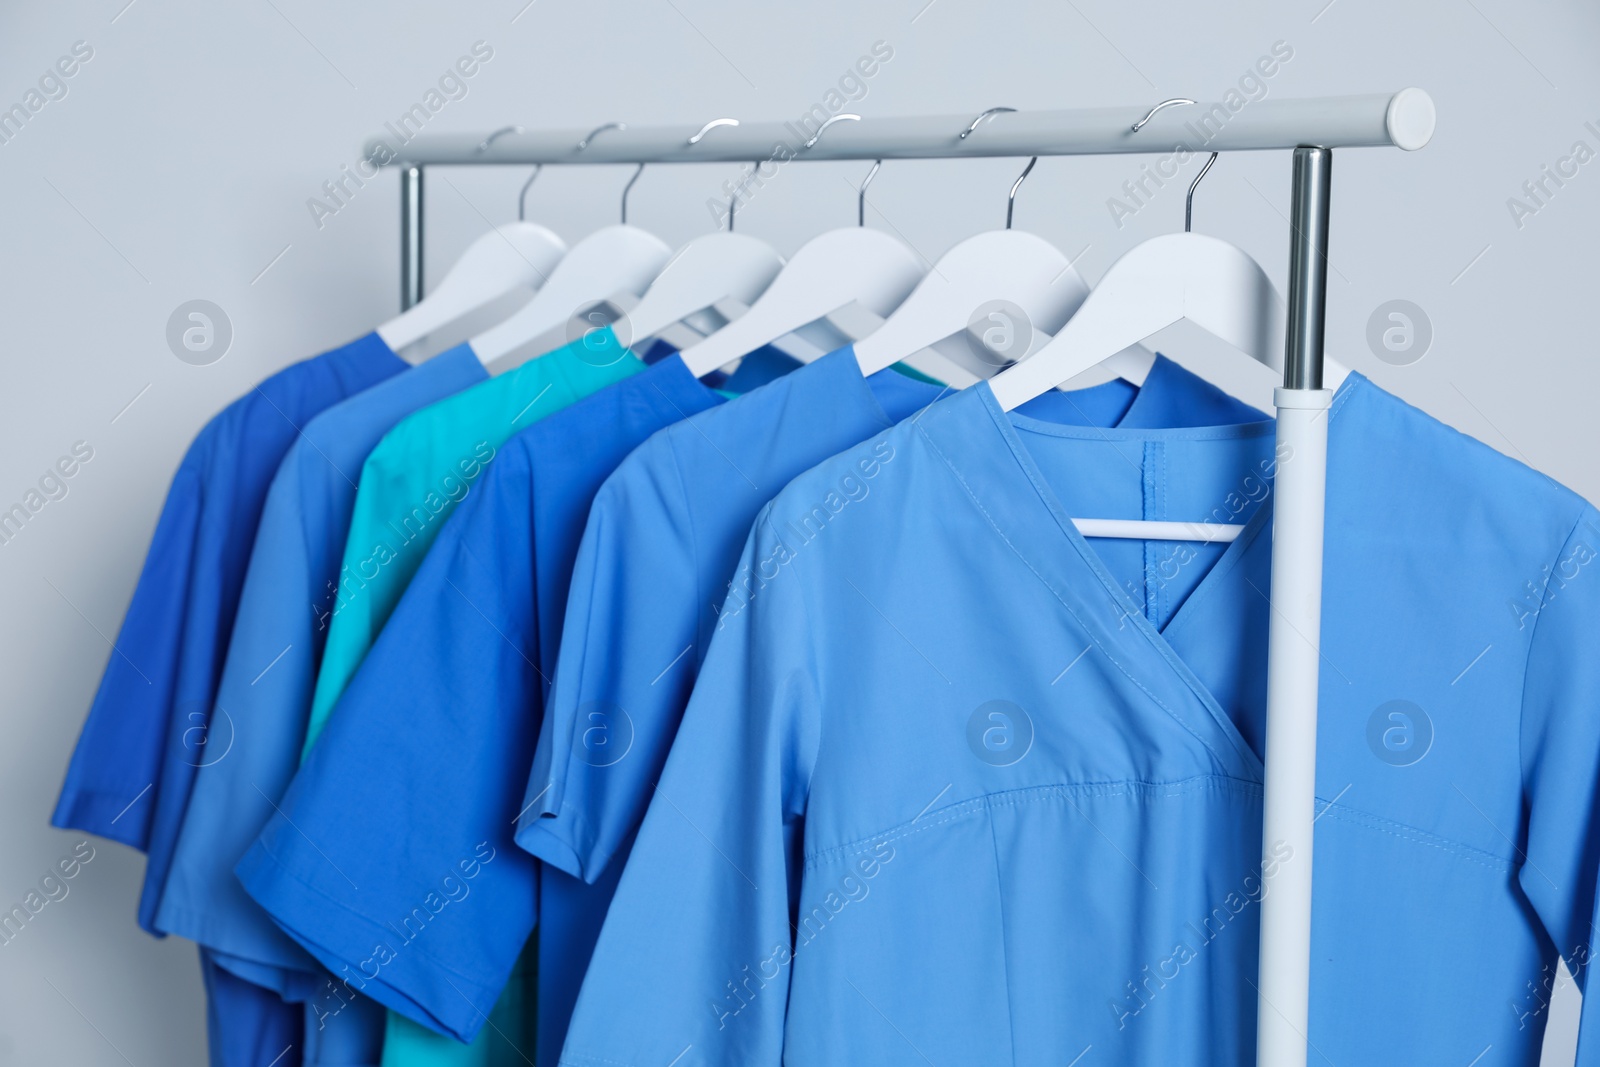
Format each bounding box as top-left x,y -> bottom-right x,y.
629,234 -> 785,341
471,123 -> 673,367
622,120 -> 789,346
676,228 -> 923,378
678,115 -> 926,379
854,112 -> 1099,387
376,127 -> 569,360
376,223 -> 565,358
987,132 -> 1347,542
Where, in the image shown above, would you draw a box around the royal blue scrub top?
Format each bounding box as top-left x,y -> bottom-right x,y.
52,331 -> 408,1067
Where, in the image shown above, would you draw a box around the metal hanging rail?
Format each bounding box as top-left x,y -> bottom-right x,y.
369,91 -> 1434,166
366,89 -> 1435,1067
372,91 -> 1432,309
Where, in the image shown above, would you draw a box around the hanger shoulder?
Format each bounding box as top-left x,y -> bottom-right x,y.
470,225 -> 671,363
853,230 -> 1089,376
627,233 -> 784,342
679,228 -> 924,378
990,234 -> 1286,412
376,222 -> 567,353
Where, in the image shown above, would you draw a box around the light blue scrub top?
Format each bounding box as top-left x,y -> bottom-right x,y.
562,373 -> 1600,1065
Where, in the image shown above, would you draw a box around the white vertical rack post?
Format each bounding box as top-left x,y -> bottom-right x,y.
369,93 -> 1436,1065
1258,144 -> 1334,1067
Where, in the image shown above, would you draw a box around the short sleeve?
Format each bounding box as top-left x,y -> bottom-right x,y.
237,455 -> 540,1044
516,450 -> 701,881
559,510 -> 820,1067
300,441 -> 407,754
1518,505 -> 1600,1055
52,462 -> 202,848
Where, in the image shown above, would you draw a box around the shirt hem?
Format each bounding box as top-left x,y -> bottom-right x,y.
155,898 -> 320,995
51,788 -> 150,850
513,819 -> 588,882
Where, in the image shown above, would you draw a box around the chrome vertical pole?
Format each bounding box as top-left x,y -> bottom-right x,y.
400,164 -> 424,311
1283,148 -> 1332,390
1256,144 -> 1332,1067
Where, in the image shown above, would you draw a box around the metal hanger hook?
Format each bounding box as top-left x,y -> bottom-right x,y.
803,113 -> 861,150
621,163 -> 645,225
960,106 -> 1016,140
799,114 -> 862,226
858,160 -> 882,227
575,122 -> 626,151
688,117 -> 740,145
518,166 -> 541,221
477,127 -> 536,218
1185,152 -> 1218,233
728,165 -> 758,232
475,125 -> 525,154
1130,98 -> 1195,133
686,118 -> 742,231
1007,157 -> 1037,230
1129,98 -> 1217,231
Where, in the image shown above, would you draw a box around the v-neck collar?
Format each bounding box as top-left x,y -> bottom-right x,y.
916,383 -> 1270,781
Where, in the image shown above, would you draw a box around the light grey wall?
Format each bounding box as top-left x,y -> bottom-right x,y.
0,0 -> 1594,1063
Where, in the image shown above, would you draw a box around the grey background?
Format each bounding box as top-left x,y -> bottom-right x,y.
0,0 -> 1594,1063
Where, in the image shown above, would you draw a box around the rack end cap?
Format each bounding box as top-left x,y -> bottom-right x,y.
1386,88 -> 1436,151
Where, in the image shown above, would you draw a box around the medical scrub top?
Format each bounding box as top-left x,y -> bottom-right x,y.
52,332 -> 405,916
156,344 -> 489,1065
235,347 -> 794,1063
203,950 -> 303,1067
562,373 -> 1600,1065
50,330 -> 405,1067
513,351 -> 1263,1061
373,345 -> 786,1067
517,350 -> 1266,884
298,327 -> 644,756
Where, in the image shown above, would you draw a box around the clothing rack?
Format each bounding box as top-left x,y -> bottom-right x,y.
368,90 -> 1436,1067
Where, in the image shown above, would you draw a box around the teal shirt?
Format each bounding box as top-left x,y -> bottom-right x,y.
303,329 -> 642,756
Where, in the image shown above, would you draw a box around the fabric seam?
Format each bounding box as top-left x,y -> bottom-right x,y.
803,775 -> 1259,870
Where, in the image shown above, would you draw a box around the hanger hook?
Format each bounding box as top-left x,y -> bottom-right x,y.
858,160 -> 882,227
621,163 -> 645,225
576,122 -> 626,151
1185,152 -> 1218,233
1129,98 -> 1217,232
686,118 -> 742,232
798,114 -> 863,226
475,125 -> 525,154
688,117 -> 740,145
1130,97 -> 1196,133
573,123 -> 632,224
727,166 -> 756,232
1007,157 -> 1037,230
802,113 -> 861,150
518,166 -> 541,221
960,106 -> 1016,140
479,128 -> 536,219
